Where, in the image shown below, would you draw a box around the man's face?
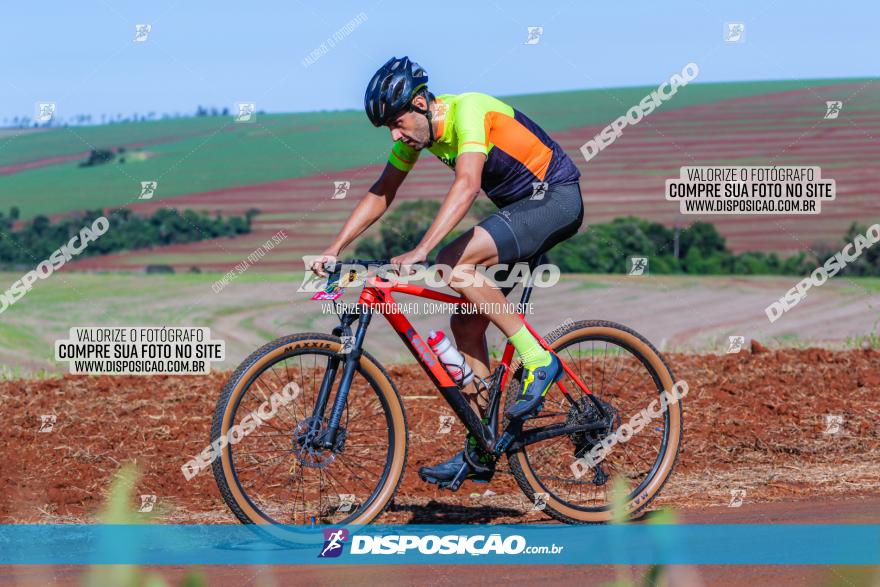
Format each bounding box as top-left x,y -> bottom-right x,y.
387,95 -> 430,149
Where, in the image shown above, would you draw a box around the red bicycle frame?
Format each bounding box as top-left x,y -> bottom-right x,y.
351,271 -> 593,453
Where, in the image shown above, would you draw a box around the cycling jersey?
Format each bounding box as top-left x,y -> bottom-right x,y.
388,92 -> 581,206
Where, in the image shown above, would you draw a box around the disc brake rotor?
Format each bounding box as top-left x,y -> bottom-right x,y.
292,417 -> 337,469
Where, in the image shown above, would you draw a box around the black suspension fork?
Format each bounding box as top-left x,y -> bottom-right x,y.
310,311 -> 357,419
313,309 -> 373,448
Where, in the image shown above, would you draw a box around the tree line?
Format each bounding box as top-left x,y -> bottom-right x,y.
354,200 -> 880,277
0,207 -> 258,266
2,105 -> 257,129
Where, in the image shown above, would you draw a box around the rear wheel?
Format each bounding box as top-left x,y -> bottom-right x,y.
211,333 -> 408,530
505,320 -> 683,523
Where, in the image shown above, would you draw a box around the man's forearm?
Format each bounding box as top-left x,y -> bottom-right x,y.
327,192 -> 390,254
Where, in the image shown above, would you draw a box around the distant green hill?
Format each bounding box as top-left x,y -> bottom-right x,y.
0,77 -> 873,219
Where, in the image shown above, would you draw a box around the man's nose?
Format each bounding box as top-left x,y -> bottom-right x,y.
390,128 -> 402,141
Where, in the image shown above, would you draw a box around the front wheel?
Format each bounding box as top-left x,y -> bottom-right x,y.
505,320 -> 683,523
211,333 -> 408,529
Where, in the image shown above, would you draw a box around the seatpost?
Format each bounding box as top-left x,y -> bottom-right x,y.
518,254 -> 547,306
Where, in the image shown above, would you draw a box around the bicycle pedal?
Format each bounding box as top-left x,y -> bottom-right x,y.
439,463 -> 470,492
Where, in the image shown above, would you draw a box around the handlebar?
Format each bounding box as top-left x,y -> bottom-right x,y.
323,258 -> 438,275
323,259 -> 392,275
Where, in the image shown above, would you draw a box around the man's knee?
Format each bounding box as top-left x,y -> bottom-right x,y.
435,244 -> 460,278
450,313 -> 489,341
436,244 -> 477,290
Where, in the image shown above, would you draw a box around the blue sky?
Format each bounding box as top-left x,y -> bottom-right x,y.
2,0 -> 877,122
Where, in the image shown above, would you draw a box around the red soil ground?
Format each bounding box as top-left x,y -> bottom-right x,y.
1,347 -> 878,525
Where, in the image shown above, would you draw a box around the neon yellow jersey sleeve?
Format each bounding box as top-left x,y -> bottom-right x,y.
388,140 -> 420,172
390,92 -> 580,203
452,94 -> 496,157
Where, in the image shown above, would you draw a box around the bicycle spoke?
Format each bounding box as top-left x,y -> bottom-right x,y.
518,329 -> 677,516
268,363 -> 301,423
235,448 -> 293,455
335,454 -> 382,493
221,344 -> 398,526
234,452 -> 286,473
590,341 -> 596,393
345,426 -> 391,434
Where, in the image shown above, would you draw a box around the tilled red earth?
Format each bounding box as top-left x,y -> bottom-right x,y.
1,347 -> 878,523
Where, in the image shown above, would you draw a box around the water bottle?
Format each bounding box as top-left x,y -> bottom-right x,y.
426,330 -> 474,386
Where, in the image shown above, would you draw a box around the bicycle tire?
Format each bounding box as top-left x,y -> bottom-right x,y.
505,320 -> 683,524
211,333 -> 408,528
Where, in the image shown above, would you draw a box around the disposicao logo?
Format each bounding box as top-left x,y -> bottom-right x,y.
319,528 -> 349,558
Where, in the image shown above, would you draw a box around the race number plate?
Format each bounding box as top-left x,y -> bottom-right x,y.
311,287 -> 343,301
311,271 -> 344,301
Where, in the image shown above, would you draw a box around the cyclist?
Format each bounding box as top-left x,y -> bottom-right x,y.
310,56 -> 584,488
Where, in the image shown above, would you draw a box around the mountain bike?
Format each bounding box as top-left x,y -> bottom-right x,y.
212,257 -> 682,527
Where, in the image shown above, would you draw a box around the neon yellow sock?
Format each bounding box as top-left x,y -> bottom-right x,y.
509,325 -> 551,369
467,418 -> 492,463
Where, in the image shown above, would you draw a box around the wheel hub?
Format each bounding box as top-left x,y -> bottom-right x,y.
566,396 -> 619,457
292,417 -> 336,469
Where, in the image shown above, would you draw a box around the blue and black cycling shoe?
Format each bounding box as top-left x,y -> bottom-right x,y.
419,444 -> 495,490
505,353 -> 563,421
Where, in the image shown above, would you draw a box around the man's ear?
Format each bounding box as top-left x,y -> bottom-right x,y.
410,94 -> 427,110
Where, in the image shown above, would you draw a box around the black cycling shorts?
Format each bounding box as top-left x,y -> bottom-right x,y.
478,181 -> 584,265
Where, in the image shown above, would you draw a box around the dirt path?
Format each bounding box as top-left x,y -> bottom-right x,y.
1,348 -> 877,585
1,348 -> 878,525
6,273 -> 879,376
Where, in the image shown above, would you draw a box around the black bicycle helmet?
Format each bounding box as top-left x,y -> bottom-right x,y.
364,56 -> 429,127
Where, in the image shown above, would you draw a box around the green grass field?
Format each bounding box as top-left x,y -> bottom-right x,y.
2,271 -> 877,378
3,78 -> 873,220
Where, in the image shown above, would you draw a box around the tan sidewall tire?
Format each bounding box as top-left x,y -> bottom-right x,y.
214,334 -> 407,527
508,322 -> 682,523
